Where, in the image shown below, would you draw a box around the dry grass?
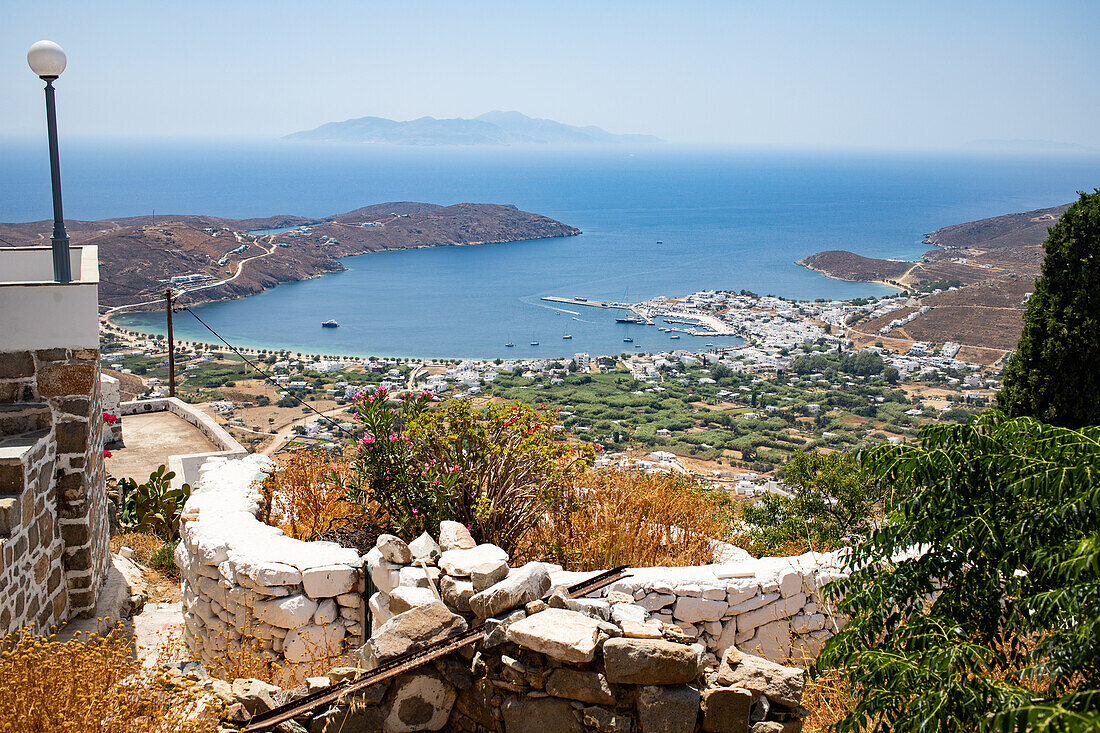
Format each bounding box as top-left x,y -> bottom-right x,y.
0,626 -> 221,733
111,532 -> 165,565
259,448 -> 365,540
801,667 -> 855,732
518,469 -> 735,570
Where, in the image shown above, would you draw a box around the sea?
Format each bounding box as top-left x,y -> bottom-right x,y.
3,139 -> 1099,360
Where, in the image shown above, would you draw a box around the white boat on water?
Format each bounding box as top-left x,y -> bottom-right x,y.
321,319 -> 339,328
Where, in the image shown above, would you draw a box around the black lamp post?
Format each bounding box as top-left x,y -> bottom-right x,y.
27,40 -> 71,283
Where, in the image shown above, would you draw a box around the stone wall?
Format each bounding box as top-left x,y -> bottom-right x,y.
176,455 -> 364,685
0,347 -> 110,630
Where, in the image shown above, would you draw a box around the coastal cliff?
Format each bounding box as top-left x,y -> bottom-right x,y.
0,203 -> 581,310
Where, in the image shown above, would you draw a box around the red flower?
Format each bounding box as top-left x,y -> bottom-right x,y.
103,449 -> 112,458
102,413 -> 118,424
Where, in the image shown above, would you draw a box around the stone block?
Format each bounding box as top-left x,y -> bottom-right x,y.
302,564 -> 357,597
469,562 -> 551,619
313,598 -> 338,625
716,651 -> 805,707
674,596 -> 727,623
54,421 -> 88,455
361,601 -> 467,666
36,364 -> 96,398
545,668 -> 614,705
408,532 -> 441,562
376,534 -> 413,564
581,706 -> 632,733
231,677 -> 280,715
438,544 -> 508,577
501,695 -> 583,733
438,520 -> 476,551
255,594 -> 318,630
0,497 -> 20,536
470,558 -> 509,592
734,594 -> 806,636
440,575 -> 474,613
602,637 -> 701,685
0,352 -> 35,379
282,622 -> 345,663
381,672 -> 457,733
505,608 -> 602,663
636,684 -> 701,733
389,585 -> 438,614
702,686 -> 753,732
778,569 -> 802,598
399,565 -> 440,588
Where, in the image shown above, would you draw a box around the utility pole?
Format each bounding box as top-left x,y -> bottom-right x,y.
166,289 -> 176,398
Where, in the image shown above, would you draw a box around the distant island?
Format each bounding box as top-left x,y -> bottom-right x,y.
286,110 -> 662,146
0,203 -> 580,311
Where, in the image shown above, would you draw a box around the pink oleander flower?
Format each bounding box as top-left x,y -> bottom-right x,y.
361,435 -> 375,445
433,478 -> 441,485
389,434 -> 398,442
423,390 -> 433,398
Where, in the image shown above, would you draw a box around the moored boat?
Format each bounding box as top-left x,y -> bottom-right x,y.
321,319 -> 339,328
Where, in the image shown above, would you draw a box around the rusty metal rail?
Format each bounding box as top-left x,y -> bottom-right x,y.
243,565 -> 630,732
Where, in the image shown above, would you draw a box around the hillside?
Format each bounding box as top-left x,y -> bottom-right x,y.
0,203 -> 580,310
287,111 -> 662,145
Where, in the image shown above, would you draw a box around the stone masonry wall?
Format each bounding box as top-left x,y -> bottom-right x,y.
0,348 -> 110,629
176,455 -> 365,685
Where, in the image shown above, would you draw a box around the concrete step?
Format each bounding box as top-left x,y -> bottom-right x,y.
0,403 -> 51,438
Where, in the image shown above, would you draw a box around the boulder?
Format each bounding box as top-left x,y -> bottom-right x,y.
381,673 -> 456,733
505,608 -> 603,663
468,562 -> 552,618
377,534 -> 414,565
440,575 -> 475,614
470,559 -> 510,592
701,687 -> 753,732
636,684 -> 701,733
545,668 -> 615,705
620,619 -> 665,639
716,651 -> 805,708
255,594 -> 318,630
438,544 -> 508,577
408,532 -> 442,563
313,598 -> 338,625
390,585 -> 439,614
369,591 -> 394,633
602,637 -> 701,685
482,609 -> 526,648
438,521 -> 476,551
501,696 -> 584,733
360,602 -> 468,667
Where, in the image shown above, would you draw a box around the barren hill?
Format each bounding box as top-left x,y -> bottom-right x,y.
0,203 -> 580,310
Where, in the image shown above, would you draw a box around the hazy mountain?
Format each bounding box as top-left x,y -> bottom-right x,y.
286,111 -> 661,146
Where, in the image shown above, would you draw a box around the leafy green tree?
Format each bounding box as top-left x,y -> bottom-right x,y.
816,413 -> 1100,732
882,366 -> 899,384
999,191 -> 1100,427
741,450 -> 883,555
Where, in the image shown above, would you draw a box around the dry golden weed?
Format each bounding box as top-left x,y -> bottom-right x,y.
259,448 -> 364,540
518,468 -> 734,570
801,667 -> 855,732
0,625 -> 221,733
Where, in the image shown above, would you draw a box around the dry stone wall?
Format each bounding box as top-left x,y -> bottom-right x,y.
176,455 -> 365,685
0,347 -> 109,632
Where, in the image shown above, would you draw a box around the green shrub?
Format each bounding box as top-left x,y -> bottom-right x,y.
111,466 -> 190,541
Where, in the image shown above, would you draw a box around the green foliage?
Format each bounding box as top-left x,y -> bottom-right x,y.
341,389 -> 592,552
277,395 -> 297,407
741,450 -> 883,555
111,465 -> 190,541
999,191 -> 1100,428
816,413 -> 1100,732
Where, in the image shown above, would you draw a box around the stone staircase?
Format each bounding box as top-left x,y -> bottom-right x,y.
0,403 -> 52,539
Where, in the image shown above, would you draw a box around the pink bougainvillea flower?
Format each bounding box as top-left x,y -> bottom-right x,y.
103,449 -> 112,458
102,413 -> 119,424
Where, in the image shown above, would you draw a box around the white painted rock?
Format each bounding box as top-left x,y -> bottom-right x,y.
438,544 -> 508,577
408,532 -> 442,562
369,591 -> 393,634
302,564 -> 358,598
506,608 -> 602,663
255,594 -> 318,630
282,622 -> 345,663
247,561 -> 302,588
382,673 -> 457,733
389,585 -> 438,614
438,520 -> 476,551
314,598 -> 338,625
468,562 -> 551,618
377,534 -> 413,565
672,596 -> 727,623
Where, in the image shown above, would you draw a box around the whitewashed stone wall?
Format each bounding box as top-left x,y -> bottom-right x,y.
180,455 -> 849,683
176,455 -> 365,685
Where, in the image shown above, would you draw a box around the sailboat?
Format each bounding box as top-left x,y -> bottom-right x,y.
505,342 -> 515,348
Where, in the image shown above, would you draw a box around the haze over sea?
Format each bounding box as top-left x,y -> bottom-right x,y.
4,140 -> 1099,359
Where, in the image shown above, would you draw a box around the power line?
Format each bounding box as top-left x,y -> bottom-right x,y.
180,306 -> 360,441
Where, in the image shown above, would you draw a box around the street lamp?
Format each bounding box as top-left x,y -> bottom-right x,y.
27,40 -> 71,283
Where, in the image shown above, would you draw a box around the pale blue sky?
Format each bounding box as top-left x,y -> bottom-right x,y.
3,0 -> 1098,148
